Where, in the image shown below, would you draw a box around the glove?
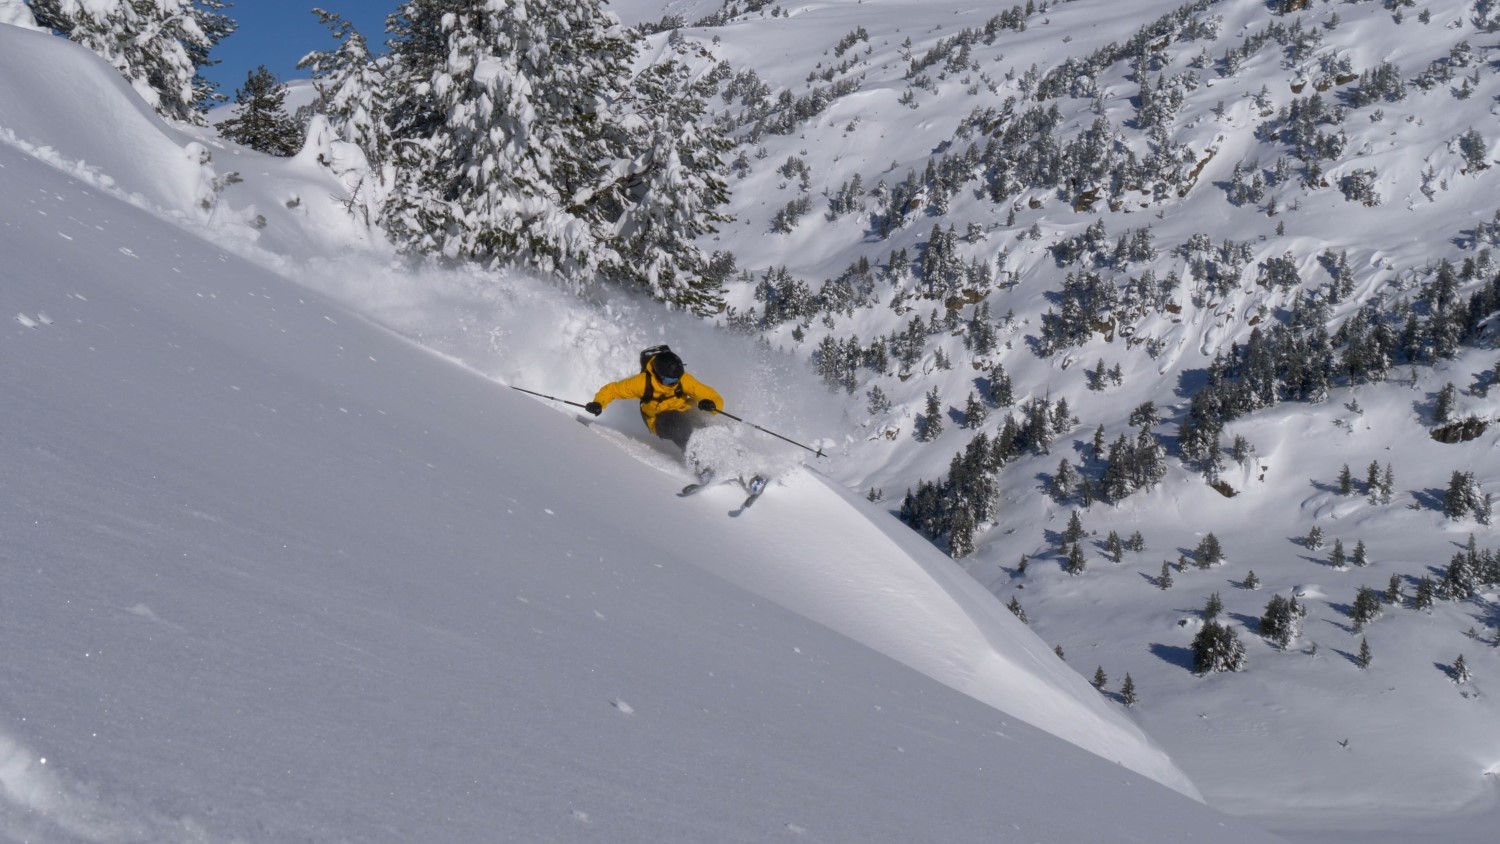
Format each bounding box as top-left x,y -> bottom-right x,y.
585,401 -> 603,416
698,399 -> 717,412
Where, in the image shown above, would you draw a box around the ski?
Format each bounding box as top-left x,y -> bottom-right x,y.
678,470 -> 716,497
731,476 -> 768,515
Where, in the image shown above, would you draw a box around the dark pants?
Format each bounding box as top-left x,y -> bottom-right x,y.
654,410 -> 696,451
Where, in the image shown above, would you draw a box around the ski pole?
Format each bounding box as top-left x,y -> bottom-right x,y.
716,410 -> 825,458
509,385 -> 591,410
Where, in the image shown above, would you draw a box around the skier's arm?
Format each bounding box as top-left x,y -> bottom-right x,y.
682,374 -> 724,412
593,373 -> 648,409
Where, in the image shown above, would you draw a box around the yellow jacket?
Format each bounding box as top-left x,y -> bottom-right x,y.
593,366 -> 724,434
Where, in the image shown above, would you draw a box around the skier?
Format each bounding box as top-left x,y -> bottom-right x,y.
586,345 -> 724,452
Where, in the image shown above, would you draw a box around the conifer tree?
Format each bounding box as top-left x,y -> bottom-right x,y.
1384,574 -> 1403,605
919,387 -> 945,441
1365,460 -> 1382,502
609,54 -> 733,312
1065,543 -> 1087,576
300,10 -> 392,168
1351,587 -> 1383,632
1329,538 -> 1347,570
1338,463 -> 1353,495
1063,510 -> 1085,545
1351,539 -> 1369,567
1203,591 -> 1223,621
1126,531 -> 1146,552
1006,596 -> 1028,624
1357,636 -> 1372,669
1452,653 -> 1470,684
376,0 -> 729,306
1092,666 -> 1108,690
383,0 -> 622,273
1158,560 -> 1174,590
1195,533 -> 1224,568
1243,570 -> 1261,590
1119,673 -> 1138,706
986,362 -> 1013,406
1434,382 -> 1457,424
1305,525 -> 1325,550
1259,594 -> 1306,648
218,66 -> 304,156
1192,620 -> 1247,674
1050,458 -> 1079,501
962,391 -> 989,428
948,503 -> 976,559
1105,531 -> 1124,563
1413,575 -> 1436,611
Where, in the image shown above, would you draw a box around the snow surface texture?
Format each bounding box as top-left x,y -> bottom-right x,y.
0,19 -> 1297,844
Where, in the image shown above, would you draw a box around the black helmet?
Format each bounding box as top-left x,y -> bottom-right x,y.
651,351 -> 684,382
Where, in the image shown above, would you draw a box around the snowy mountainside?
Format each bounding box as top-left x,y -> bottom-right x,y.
0,18 -> 1297,843
645,0 -> 1500,838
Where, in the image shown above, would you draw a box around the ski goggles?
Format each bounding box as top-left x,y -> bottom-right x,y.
659,375 -> 680,386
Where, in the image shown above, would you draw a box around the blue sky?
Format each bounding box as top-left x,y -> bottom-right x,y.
205,1 -> 396,97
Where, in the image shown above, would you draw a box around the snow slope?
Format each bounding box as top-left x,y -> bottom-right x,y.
0,19 -> 1294,843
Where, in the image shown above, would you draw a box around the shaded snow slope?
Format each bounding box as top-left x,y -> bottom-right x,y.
0,139 -> 1287,841
661,464 -> 1200,794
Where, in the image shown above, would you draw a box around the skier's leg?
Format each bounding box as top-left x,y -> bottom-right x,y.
654,410 -> 695,451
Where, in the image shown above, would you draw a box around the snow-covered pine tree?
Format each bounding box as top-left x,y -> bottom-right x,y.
948,502 -> 976,559
1158,560 -> 1173,590
1305,524 -> 1325,550
1195,532 -> 1224,568
608,54 -> 733,313
1105,530 -> 1124,563
1006,596 -> 1028,624
1329,538 -> 1347,570
1350,586 -> 1383,632
1191,620 -> 1247,674
1119,673 -> 1137,706
1091,666 -> 1107,690
1412,575 -> 1436,611
380,0 -> 646,290
1384,574 -> 1403,605
1050,458 -> 1079,501
1357,637 -> 1372,669
1062,509 -> 1085,545
1452,654 -> 1470,684
918,386 -> 944,441
1259,594 -> 1305,648
217,66 -> 304,156
1065,542 -> 1087,576
299,10 -> 392,169
962,391 -> 988,428
1203,591 -> 1223,621
30,0 -> 235,123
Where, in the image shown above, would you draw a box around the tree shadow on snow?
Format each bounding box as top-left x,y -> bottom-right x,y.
1411,488 -> 1445,512
1148,643 -> 1196,672
1306,478 -> 1342,495
1227,611 -> 1260,631
1174,367 -> 1210,400
1332,647 -> 1363,667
